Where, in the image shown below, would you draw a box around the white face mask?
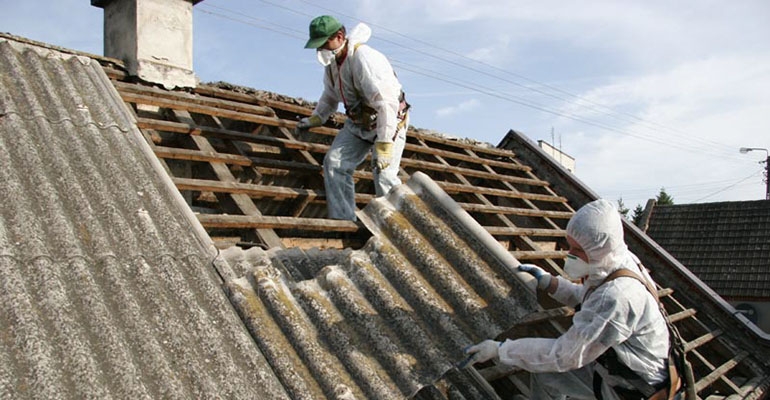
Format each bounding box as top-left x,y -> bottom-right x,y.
316,40 -> 347,66
564,254 -> 591,280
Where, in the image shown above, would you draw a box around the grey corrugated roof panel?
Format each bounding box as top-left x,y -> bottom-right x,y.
218,172 -> 540,399
0,37 -> 289,399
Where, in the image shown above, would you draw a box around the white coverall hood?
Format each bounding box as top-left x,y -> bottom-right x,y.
566,199 -> 628,286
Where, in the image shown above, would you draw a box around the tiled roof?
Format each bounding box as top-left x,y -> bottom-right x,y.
4,31 -> 770,399
0,36 -> 288,399
644,200 -> 770,299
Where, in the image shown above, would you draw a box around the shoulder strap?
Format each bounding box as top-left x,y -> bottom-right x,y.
604,269 -> 659,301
582,268 -> 658,305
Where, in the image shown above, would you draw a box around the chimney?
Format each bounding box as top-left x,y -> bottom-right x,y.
91,0 -> 203,89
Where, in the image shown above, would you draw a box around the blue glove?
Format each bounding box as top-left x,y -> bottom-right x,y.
518,264 -> 552,290
458,339 -> 501,368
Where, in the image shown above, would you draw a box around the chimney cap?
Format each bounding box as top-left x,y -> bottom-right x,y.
91,0 -> 204,8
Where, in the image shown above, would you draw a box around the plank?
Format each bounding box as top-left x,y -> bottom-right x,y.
196,214 -> 361,232
484,226 -> 566,237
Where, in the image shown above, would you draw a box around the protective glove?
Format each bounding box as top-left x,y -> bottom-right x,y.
518,264 -> 552,290
458,339 -> 501,368
297,114 -> 322,129
374,141 -> 394,170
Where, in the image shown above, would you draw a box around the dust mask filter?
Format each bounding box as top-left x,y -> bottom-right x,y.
564,254 -> 591,280
316,49 -> 335,66
316,40 -> 346,66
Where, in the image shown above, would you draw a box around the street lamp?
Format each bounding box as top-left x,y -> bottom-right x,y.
739,147 -> 770,200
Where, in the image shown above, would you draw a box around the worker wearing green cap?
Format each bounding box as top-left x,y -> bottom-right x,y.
297,15 -> 410,221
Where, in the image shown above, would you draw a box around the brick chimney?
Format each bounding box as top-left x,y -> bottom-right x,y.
91,0 -> 203,89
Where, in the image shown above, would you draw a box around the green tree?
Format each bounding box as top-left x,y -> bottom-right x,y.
617,197 -> 630,220
656,187 -> 674,205
631,204 -> 645,226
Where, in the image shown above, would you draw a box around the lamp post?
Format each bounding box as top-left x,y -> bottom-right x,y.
739,147 -> 770,200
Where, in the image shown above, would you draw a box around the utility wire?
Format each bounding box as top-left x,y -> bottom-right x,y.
391,59 -> 747,159
287,0 -> 741,156
198,6 -> 306,40
692,169 -> 763,202
198,1 -> 763,203
391,61 -> 678,149
602,177 -> 751,196
199,1 -> 747,161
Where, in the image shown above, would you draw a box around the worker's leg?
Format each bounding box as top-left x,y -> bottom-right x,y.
373,114 -> 408,197
530,363 -> 621,400
324,123 -> 372,221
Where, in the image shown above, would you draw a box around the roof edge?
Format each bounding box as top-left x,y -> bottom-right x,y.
0,32 -> 126,70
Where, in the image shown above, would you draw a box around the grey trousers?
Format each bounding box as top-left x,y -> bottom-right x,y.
323,116 -> 408,221
530,363 -> 622,400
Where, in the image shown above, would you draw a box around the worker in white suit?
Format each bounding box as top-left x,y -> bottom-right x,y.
297,15 -> 409,221
463,199 -> 672,400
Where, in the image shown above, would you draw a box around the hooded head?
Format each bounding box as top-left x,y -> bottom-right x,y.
566,199 -> 628,282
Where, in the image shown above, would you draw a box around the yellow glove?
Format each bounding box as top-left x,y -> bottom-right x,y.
374,141 -> 394,170
297,114 -> 322,129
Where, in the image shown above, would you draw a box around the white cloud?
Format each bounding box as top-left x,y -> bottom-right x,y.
435,98 -> 481,117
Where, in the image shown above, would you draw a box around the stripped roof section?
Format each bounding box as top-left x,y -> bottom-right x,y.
644,200 -> 770,299
217,172 -> 540,399
104,69 -> 574,254
0,36 -> 289,399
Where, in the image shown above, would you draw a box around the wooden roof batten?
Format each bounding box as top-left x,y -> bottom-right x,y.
114,77 -> 575,256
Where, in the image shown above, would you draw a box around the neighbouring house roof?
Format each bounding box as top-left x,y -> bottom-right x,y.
3,32 -> 770,399
643,200 -> 770,300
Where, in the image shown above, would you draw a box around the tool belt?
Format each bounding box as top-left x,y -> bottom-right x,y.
346,91 -> 410,133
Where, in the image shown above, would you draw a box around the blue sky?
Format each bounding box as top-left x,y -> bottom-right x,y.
3,0 -> 770,209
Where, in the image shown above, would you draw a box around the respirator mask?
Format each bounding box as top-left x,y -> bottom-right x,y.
563,254 -> 592,280
316,40 -> 347,66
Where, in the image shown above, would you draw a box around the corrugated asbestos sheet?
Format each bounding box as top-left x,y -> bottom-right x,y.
0,37 -> 289,399
218,172 -> 541,399
644,200 -> 770,299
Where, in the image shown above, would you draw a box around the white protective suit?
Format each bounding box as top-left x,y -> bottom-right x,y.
311,23 -> 407,221
499,199 -> 670,399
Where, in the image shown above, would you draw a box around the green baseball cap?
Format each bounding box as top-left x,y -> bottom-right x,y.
304,15 -> 343,49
